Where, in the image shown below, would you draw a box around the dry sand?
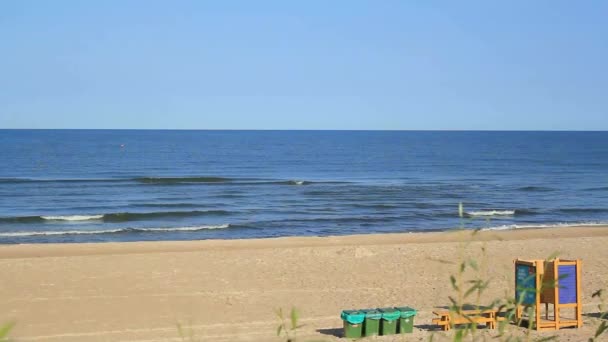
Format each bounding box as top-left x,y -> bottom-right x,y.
1,225 -> 608,341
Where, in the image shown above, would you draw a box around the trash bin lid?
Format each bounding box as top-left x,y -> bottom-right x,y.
340,310 -> 365,324
378,307 -> 401,321
361,309 -> 382,320
394,306 -> 417,318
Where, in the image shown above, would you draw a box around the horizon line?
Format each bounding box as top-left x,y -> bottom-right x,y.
0,128 -> 607,132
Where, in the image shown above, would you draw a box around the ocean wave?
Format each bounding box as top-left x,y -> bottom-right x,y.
135,176 -> 235,184
466,210 -> 515,217
0,224 -> 230,237
135,177 -> 320,185
302,190 -> 343,196
352,203 -> 400,209
134,203 -> 205,208
0,177 -> 128,184
482,221 -> 608,231
557,208 -> 608,214
282,180 -> 310,186
583,186 -> 608,191
0,178 -> 34,184
0,210 -> 232,224
517,186 -> 555,192
0,176 -> 343,187
229,215 -> 405,229
137,177 -> 324,186
41,215 -> 104,221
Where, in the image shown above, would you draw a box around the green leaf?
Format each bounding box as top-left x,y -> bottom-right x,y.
450,275 -> 459,291
176,323 -> 184,339
464,283 -> 480,298
0,322 -> 14,340
276,324 -> 283,337
595,321 -> 608,338
545,251 -> 560,261
429,258 -> 455,265
290,307 -> 299,330
467,259 -> 479,271
454,328 -> 464,342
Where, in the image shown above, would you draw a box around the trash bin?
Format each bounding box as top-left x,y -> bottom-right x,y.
340,310 -> 365,338
394,306 -> 417,333
378,307 -> 400,335
362,309 -> 382,336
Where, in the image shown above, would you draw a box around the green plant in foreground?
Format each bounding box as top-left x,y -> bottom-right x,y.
274,307 -> 327,342
275,307 -> 300,342
176,321 -> 203,342
0,322 -> 14,342
588,289 -> 608,342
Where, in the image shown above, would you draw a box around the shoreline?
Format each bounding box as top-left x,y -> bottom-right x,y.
1,224 -> 608,259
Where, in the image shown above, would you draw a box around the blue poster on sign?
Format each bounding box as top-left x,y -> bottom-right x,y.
516,264 -> 536,305
558,265 -> 577,304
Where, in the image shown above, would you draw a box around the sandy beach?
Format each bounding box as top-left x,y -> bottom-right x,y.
1,225 -> 607,341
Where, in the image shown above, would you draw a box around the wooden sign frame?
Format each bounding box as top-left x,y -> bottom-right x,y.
514,258 -> 582,330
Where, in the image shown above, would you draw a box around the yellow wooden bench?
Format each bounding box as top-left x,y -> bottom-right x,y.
432,309 -> 498,331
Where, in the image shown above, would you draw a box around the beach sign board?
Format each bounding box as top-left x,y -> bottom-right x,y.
516,263 -> 536,305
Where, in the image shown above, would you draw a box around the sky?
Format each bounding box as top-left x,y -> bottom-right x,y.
0,1 -> 607,130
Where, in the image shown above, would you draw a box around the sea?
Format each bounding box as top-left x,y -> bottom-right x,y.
0,130 -> 607,244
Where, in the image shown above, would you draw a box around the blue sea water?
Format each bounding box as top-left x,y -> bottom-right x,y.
0,130 -> 607,244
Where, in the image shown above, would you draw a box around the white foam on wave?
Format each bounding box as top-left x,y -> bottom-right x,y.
0,224 -> 231,237
482,221 -> 608,232
41,215 -> 104,221
286,180 -> 307,185
467,210 -> 515,217
0,229 -> 122,237
136,224 -> 230,232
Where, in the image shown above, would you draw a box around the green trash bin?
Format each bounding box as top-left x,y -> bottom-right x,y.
394,306 -> 417,333
378,307 -> 400,335
362,309 -> 382,336
340,310 -> 365,338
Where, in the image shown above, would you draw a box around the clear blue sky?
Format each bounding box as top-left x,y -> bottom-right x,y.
1,1 -> 607,130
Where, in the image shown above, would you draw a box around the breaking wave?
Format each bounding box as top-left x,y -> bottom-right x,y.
466,210 -> 516,217
0,210 -> 231,224
41,215 -> 104,221
0,224 -> 230,237
482,221 -> 608,231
